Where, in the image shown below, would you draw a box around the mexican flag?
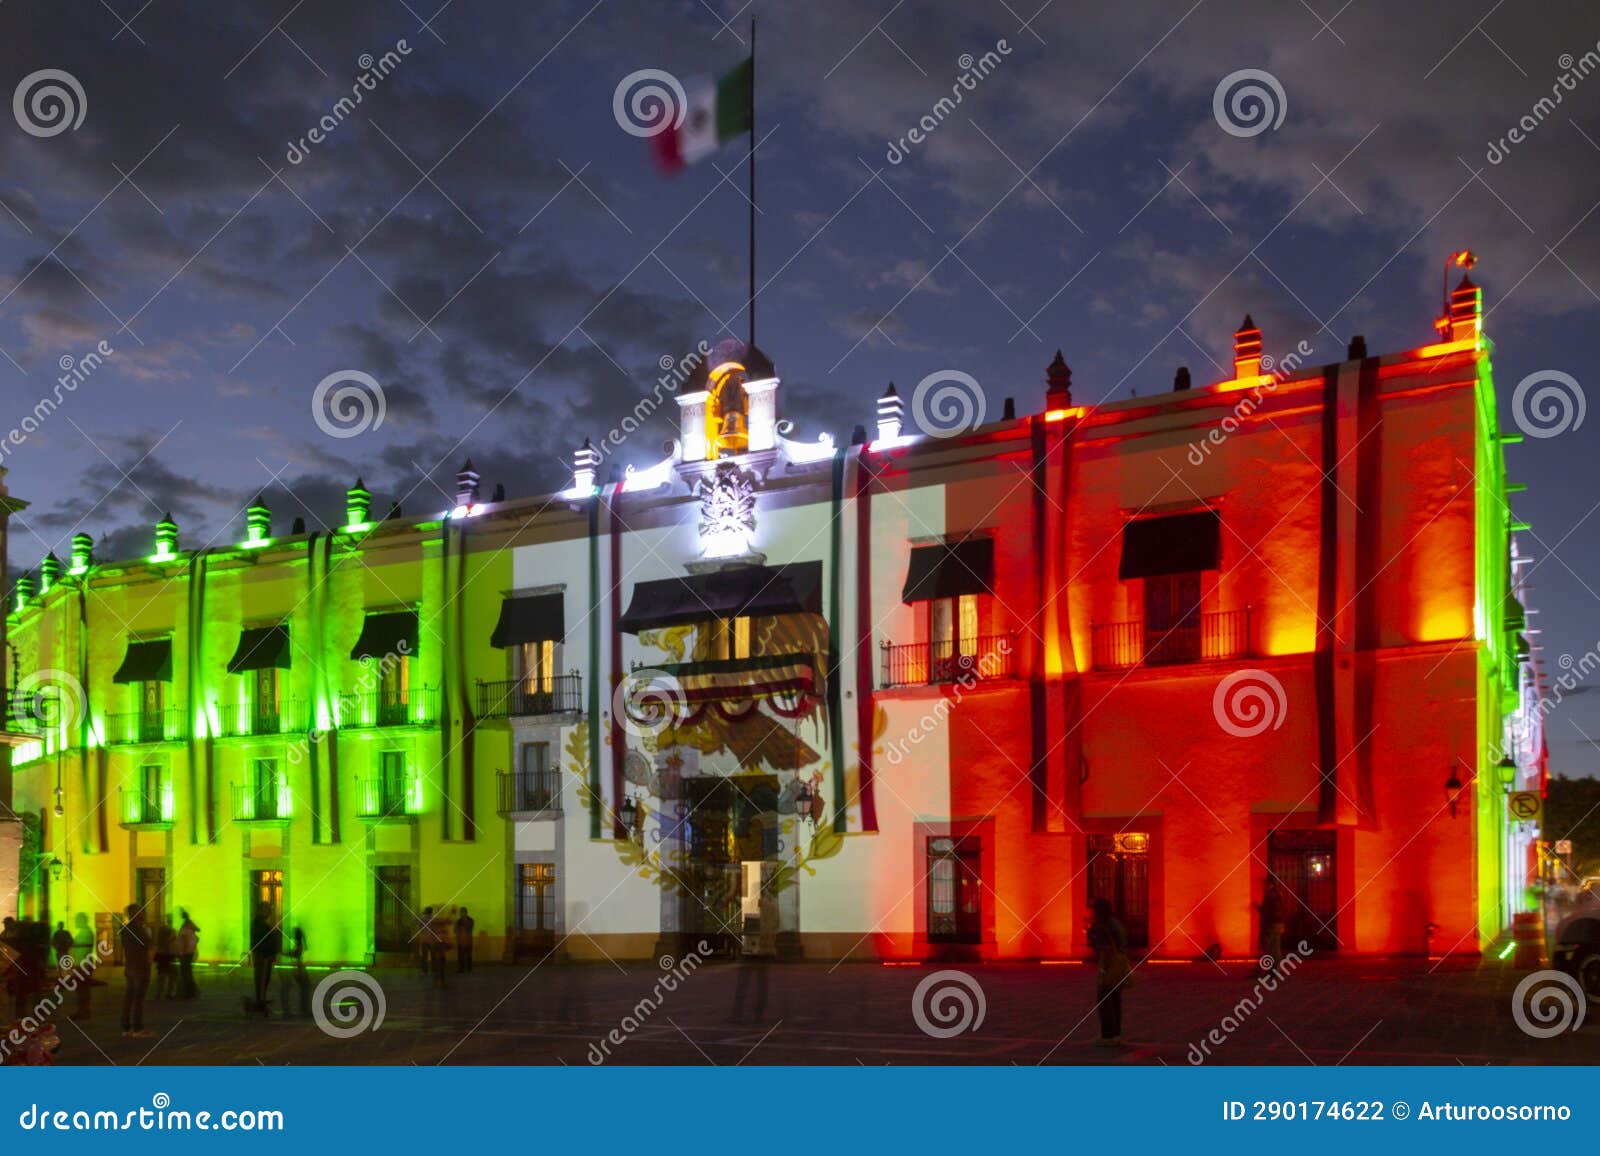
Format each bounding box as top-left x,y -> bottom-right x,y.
653,58 -> 752,174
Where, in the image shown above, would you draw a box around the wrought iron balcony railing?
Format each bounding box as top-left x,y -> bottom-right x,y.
1090,607 -> 1252,670
119,786 -> 175,829
337,688 -> 438,729
231,781 -> 293,824
217,699 -> 311,738
474,673 -> 583,721
356,773 -> 423,821
496,770 -> 562,815
880,633 -> 1019,689
106,708 -> 187,745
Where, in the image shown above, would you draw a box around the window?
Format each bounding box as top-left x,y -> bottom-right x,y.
517,640 -> 554,695
1087,833 -> 1151,949
1143,573 -> 1202,664
139,763 -> 166,820
517,742 -> 558,811
251,758 -> 283,820
708,616 -> 752,660
517,863 -> 557,932
928,594 -> 981,680
250,668 -> 280,731
138,680 -> 164,741
377,751 -> 409,815
378,656 -> 410,725
927,836 -> 982,944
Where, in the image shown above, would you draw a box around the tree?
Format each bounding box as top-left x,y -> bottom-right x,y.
1544,774 -> 1600,879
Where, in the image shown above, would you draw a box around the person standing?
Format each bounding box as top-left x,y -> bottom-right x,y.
50,922 -> 74,970
154,916 -> 178,999
176,911 -> 200,999
119,905 -> 153,1039
1256,879 -> 1285,967
1088,897 -> 1131,1047
248,903 -> 281,1016
454,907 -> 475,973
278,926 -> 310,1018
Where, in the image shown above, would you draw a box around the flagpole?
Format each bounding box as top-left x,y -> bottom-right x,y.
748,15 -> 756,349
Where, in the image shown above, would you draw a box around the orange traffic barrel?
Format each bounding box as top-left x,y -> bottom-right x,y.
1511,912 -> 1544,968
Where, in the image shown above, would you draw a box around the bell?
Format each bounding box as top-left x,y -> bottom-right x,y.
715,409 -> 749,453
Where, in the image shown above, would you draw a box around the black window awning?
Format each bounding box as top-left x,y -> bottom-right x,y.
901,538 -> 995,603
619,562 -> 823,634
112,639 -> 172,684
490,593 -> 565,648
1118,510 -> 1223,580
351,610 -> 418,661
227,625 -> 291,673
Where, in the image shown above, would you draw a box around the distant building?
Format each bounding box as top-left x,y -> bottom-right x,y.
0,268 -> 1544,961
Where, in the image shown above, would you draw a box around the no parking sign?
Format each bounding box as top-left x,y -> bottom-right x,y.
1507,791 -> 1542,822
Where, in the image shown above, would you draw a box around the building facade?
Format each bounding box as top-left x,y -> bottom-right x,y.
1,270 -> 1544,963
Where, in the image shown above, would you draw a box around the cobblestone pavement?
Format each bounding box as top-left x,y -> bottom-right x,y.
22,955 -> 1599,1066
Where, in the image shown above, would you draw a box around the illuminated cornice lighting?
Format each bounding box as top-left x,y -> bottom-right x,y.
1043,405 -> 1086,422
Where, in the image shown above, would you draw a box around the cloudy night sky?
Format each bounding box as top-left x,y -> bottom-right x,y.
1,0 -> 1597,771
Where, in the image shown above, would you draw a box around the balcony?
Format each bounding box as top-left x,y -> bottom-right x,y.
337,688 -> 438,730
1090,608 -> 1252,670
217,699 -> 311,738
356,774 -> 422,823
231,782 -> 293,824
475,673 -> 582,721
881,633 -> 1019,689
119,787 -> 174,830
496,770 -> 562,815
106,709 -> 187,745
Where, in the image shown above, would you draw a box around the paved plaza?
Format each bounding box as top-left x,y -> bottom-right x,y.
23,954 -> 1599,1066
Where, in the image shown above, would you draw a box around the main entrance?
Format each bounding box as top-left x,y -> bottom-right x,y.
1087,833 -> 1151,948
1268,829 -> 1339,952
373,865 -> 413,954
678,774 -> 779,956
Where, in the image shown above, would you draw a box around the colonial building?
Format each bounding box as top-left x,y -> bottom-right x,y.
1,265 -> 1544,963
